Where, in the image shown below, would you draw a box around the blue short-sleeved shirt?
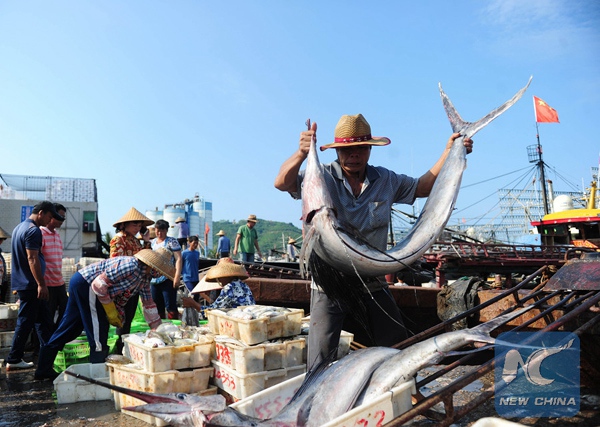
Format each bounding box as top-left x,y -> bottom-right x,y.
11,219 -> 45,291
294,160 -> 418,251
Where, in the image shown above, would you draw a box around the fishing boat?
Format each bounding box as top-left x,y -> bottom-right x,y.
531,181 -> 600,248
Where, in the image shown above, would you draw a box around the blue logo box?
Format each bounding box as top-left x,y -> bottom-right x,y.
495,331 -> 579,417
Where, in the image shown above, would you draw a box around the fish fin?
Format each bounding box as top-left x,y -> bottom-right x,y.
308,252 -> 374,344
439,76 -> 532,137
288,348 -> 336,405
299,227 -> 317,279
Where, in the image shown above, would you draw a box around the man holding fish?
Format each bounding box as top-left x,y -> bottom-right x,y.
274,113 -> 473,369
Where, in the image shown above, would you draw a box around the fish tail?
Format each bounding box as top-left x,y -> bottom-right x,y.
470,306 -> 534,341
440,76 -> 532,137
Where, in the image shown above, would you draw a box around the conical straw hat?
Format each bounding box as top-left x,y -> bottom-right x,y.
134,248 -> 175,280
191,273 -> 223,294
113,207 -> 155,228
0,226 -> 10,239
205,258 -> 249,281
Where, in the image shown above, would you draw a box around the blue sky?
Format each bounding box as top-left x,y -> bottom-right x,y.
1,1 -> 598,235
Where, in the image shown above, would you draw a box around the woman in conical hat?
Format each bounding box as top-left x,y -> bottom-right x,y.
34,247 -> 174,381
109,206 -> 155,353
182,257 -> 254,316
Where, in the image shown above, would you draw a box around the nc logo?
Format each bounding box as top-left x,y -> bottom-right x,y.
501,338 -> 575,386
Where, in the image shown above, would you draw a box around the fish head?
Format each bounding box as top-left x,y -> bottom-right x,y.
123,393 -> 226,427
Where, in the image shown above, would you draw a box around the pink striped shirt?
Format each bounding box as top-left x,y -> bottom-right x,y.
41,226 -> 64,287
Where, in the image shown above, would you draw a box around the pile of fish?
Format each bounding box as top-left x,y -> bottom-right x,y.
125,322 -> 213,349
69,307 -> 532,426
211,305 -> 292,321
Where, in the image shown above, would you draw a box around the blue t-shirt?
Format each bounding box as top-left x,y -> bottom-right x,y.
11,219 -> 45,291
150,237 -> 181,284
217,236 -> 231,253
181,248 -> 200,283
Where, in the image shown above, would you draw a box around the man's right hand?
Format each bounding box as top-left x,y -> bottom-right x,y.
299,121 -> 317,156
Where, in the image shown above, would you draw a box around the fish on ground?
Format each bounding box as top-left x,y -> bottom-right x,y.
68,306 -> 531,426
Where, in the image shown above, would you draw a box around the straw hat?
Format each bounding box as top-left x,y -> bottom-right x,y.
288,237 -> 296,244
191,274 -> 223,294
319,114 -> 391,151
113,207 -> 155,228
247,214 -> 258,223
134,248 -> 175,280
205,258 -> 249,282
0,226 -> 10,239
216,230 -> 226,236
175,217 -> 186,223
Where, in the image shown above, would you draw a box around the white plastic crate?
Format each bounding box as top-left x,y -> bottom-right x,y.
0,331 -> 14,348
206,307 -> 304,345
122,334 -> 214,372
214,336 -> 305,374
211,358 -> 306,401
231,373 -> 415,427
0,317 -> 17,332
0,303 -> 18,319
108,362 -> 213,398
53,363 -> 112,404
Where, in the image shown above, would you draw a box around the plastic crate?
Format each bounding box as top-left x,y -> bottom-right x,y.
53,363 -> 112,404
54,340 -> 90,372
214,336 -> 305,374
0,303 -> 19,319
0,317 -> 17,332
123,334 -> 214,372
210,358 -> 306,401
109,363 -> 215,427
0,331 -> 14,348
231,373 -> 415,427
206,306 -> 304,345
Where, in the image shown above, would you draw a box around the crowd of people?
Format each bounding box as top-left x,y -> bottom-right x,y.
2,114 -> 472,382
2,204 -> 259,381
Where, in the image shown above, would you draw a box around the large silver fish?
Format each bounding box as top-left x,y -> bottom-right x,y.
299,78 -> 532,278
355,305 -> 534,406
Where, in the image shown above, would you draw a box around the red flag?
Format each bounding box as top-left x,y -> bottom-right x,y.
204,222 -> 210,234
533,96 -> 559,123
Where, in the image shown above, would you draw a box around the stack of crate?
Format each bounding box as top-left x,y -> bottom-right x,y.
112,331 -> 215,426
206,305 -> 307,403
0,303 -> 18,351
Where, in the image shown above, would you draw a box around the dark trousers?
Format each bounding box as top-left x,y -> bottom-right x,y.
36,272 -> 110,377
7,289 -> 53,364
115,294 -> 139,354
48,284 -> 68,331
307,287 -> 408,371
151,280 -> 178,318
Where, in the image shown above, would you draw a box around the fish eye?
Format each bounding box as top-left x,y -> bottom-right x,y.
176,393 -> 187,400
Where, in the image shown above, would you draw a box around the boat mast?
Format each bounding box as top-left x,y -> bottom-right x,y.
534,122 -> 549,215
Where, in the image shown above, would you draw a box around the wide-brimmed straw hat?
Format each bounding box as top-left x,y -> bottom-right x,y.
134,248 -> 175,280
205,258 -> 249,282
113,207 -> 155,228
191,274 -> 223,294
247,214 -> 258,223
288,237 -> 296,244
319,114 -> 391,151
0,226 -> 10,239
175,217 -> 186,223
216,230 -> 226,236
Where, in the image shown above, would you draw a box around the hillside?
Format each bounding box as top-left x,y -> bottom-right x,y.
211,219 -> 302,258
